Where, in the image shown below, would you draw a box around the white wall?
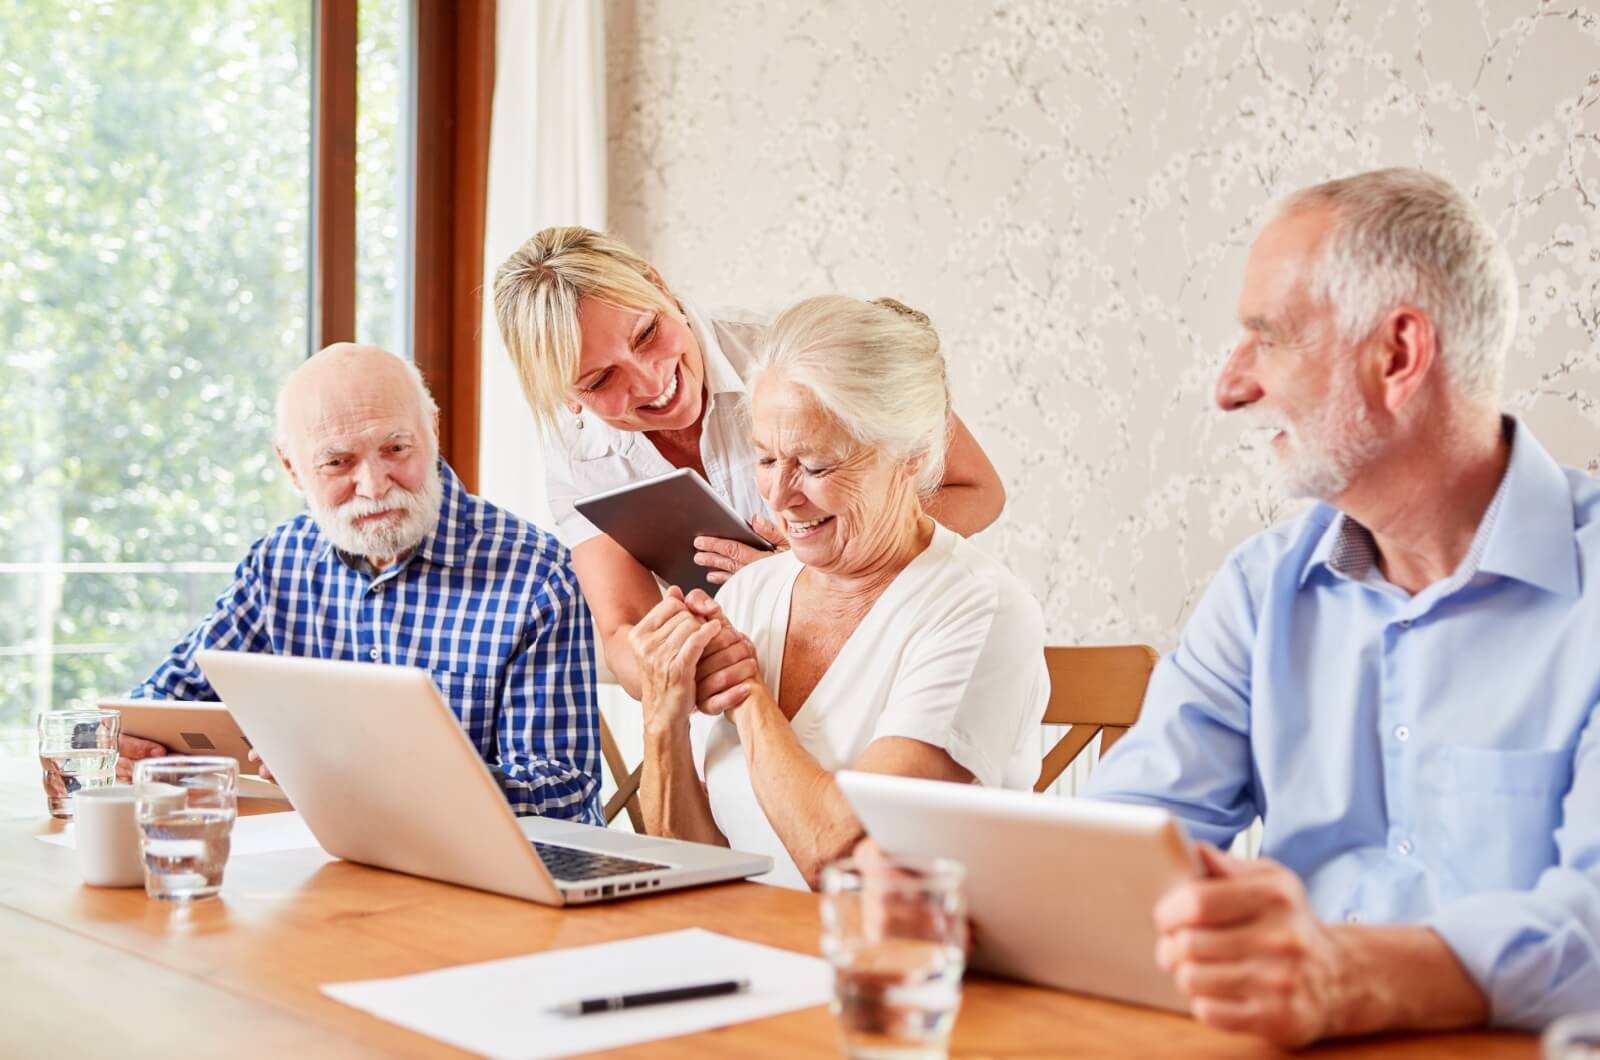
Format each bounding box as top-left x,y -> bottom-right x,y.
482,2 -> 1600,815
605,0 -> 1600,652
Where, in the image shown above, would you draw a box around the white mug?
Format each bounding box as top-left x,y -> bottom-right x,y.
74,784 -> 144,887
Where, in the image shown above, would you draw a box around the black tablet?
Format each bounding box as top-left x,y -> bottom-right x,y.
574,468 -> 774,596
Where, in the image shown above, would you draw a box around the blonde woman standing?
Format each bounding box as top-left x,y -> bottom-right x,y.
493,228 -> 1006,696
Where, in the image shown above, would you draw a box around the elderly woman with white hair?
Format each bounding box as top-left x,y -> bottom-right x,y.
492,229 -> 1006,698
629,296 -> 1049,890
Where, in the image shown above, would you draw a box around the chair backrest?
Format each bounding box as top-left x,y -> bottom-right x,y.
597,713 -> 644,829
1035,644 -> 1159,793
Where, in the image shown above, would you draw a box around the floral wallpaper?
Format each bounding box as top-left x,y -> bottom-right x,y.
605,0 -> 1600,652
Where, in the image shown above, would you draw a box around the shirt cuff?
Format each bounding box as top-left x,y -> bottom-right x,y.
1429,883 -> 1600,1029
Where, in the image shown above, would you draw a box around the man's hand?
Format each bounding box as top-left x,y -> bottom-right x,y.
1154,844 -> 1350,1047
628,588 -> 723,736
115,734 -> 168,782
693,515 -> 787,585
680,589 -> 758,714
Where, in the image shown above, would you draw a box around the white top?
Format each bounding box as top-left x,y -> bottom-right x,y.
544,300 -> 771,549
692,525 -> 1050,889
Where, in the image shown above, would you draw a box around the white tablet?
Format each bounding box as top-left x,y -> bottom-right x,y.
575,468 -> 774,596
97,697 -> 285,799
837,771 -> 1199,1012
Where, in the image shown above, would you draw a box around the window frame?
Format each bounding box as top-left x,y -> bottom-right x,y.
312,0 -> 493,491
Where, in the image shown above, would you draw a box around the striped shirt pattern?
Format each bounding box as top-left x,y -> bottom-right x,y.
133,461 -> 601,823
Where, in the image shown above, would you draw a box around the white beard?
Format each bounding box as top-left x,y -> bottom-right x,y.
310,462 -> 445,560
1246,371 -> 1381,501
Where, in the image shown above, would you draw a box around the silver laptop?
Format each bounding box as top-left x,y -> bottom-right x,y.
195,650 -> 771,904
838,770 -> 1199,1012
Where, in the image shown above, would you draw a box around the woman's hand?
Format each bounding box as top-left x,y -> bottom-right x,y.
693,515 -> 787,585
681,590 -> 759,715
629,588 -> 724,736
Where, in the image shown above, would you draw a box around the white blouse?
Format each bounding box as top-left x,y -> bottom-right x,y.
542,300 -> 772,550
691,525 -> 1050,889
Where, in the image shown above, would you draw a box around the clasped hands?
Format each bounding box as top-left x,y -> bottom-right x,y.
629,587 -> 761,733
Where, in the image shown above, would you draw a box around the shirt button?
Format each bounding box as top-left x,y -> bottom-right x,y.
1394,725 -> 1410,742
368,647 -> 381,661
1398,618 -> 1412,628
1397,839 -> 1414,856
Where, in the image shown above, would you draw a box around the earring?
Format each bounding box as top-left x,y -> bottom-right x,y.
569,404 -> 585,430
575,412 -> 584,430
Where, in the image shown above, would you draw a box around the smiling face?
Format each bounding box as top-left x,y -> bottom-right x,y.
751,373 -> 922,577
570,296 -> 707,433
1216,206 -> 1382,499
277,346 -> 443,559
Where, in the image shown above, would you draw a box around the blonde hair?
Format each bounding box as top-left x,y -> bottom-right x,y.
758,295 -> 951,494
492,227 -> 680,429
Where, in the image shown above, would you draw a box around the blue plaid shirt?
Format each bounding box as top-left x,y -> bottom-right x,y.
132,461 -> 602,823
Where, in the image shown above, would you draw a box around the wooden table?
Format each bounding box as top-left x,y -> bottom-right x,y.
0,780 -> 1536,1059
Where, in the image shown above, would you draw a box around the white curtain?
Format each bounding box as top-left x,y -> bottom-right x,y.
477,0 -> 606,527
475,3 -> 639,824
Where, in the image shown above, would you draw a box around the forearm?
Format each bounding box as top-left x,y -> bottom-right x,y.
1324,925 -> 1488,1038
731,684 -> 863,888
922,482 -> 1002,537
500,687 -> 602,821
499,756 -> 601,820
601,623 -> 644,700
640,720 -> 726,847
136,647 -> 218,700
502,584 -> 604,821
138,614 -> 254,699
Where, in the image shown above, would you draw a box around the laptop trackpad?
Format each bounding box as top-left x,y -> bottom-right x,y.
558,830 -> 663,854
516,816 -> 661,854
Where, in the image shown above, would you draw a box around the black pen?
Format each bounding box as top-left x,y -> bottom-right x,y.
548,978 -> 751,1016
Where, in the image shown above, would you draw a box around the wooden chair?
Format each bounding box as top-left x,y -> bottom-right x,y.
598,713 -> 644,830
1035,644 -> 1159,793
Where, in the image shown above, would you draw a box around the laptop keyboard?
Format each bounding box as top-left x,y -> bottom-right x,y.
532,840 -> 669,882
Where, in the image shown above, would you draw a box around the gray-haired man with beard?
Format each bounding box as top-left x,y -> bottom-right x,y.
1088,170 -> 1599,1044
122,343 -> 603,822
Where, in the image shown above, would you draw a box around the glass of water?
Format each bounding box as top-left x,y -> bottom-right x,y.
1546,1012 -> 1600,1059
819,855 -> 967,1060
133,756 -> 238,902
37,709 -> 121,818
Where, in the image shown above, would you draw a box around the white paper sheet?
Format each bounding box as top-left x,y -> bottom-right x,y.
321,928 -> 833,1060
37,809 -> 325,857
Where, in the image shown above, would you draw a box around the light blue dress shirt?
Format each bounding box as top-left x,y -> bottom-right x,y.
1086,419 -> 1600,1028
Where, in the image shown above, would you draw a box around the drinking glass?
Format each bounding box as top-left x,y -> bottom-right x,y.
37,709 -> 121,818
1545,1013 -> 1600,1059
133,756 -> 239,901
819,855 -> 967,1060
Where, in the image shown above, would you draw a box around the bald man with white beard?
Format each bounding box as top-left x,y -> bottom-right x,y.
122,344 -> 602,822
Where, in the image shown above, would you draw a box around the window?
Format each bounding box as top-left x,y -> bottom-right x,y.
1,1 -> 314,738
0,0 -> 445,741
356,0 -> 412,356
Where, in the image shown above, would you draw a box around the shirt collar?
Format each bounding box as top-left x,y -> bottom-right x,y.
1474,417 -> 1579,595
1300,417 -> 1579,596
319,458 -> 473,574
680,298 -> 747,400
